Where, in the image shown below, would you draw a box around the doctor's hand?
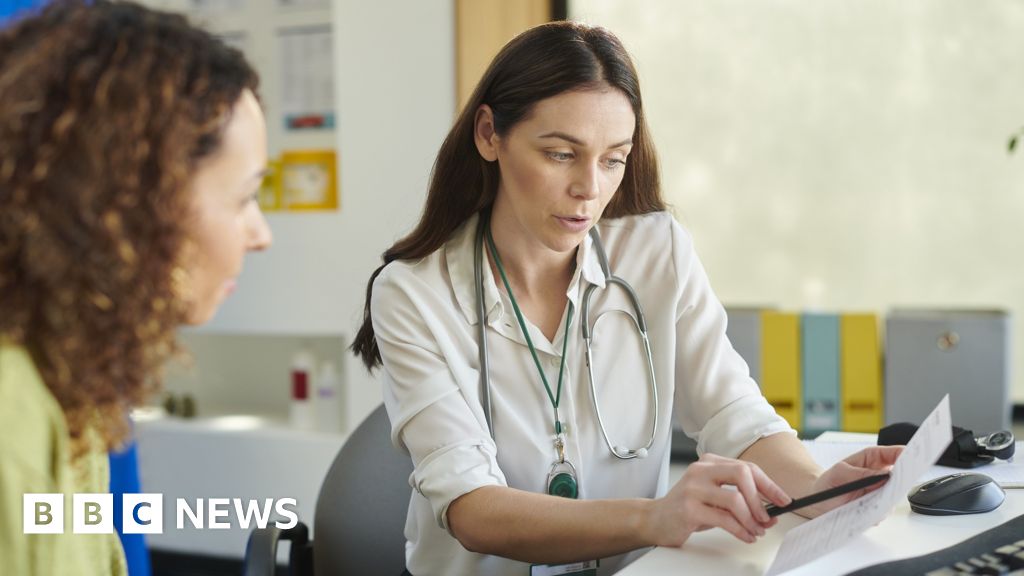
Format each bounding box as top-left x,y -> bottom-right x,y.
648,453 -> 792,547
800,445 -> 904,518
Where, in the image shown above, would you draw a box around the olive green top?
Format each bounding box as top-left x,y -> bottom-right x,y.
0,343 -> 127,576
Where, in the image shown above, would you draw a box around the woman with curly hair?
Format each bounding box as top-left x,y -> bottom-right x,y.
0,2 -> 272,574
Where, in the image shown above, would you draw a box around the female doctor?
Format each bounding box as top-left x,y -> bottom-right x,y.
353,21 -> 901,576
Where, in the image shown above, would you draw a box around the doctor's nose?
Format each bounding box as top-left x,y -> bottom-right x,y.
569,162 -> 601,200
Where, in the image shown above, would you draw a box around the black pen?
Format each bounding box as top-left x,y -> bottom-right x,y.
765,473 -> 891,517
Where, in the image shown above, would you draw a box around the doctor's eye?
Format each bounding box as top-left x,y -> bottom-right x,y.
546,151 -> 575,162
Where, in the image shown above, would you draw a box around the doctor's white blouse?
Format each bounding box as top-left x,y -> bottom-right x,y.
371,211 -> 794,576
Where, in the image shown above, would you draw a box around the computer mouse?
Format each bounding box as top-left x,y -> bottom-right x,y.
908,472 -> 1005,515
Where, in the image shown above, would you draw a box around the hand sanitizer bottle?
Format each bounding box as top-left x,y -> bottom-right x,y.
315,361 -> 342,434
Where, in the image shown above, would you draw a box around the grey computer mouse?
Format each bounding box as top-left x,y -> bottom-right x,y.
908,472 -> 1005,515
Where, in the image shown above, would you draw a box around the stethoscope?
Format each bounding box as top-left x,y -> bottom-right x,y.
473,213 -> 659,496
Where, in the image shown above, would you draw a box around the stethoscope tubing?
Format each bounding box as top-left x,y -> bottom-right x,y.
582,278 -> 659,459
474,213 -> 660,459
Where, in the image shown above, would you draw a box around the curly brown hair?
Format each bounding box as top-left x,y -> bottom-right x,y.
0,0 -> 259,452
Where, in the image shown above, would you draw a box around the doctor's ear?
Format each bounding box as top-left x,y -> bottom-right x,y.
474,104 -> 500,162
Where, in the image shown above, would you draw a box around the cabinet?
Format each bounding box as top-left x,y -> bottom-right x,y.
885,309 -> 1012,433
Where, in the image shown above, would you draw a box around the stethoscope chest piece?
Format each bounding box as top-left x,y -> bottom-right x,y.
546,460 -> 579,499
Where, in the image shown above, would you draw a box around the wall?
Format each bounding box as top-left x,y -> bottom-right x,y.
571,0 -> 1024,401
149,0 -> 456,431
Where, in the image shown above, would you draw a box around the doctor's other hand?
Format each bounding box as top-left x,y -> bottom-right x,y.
647,453 -> 791,547
801,445 -> 904,518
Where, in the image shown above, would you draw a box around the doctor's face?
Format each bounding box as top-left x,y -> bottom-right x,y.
182,89 -> 273,324
477,86 -> 636,254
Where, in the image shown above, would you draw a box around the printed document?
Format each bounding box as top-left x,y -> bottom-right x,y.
765,395 -> 952,576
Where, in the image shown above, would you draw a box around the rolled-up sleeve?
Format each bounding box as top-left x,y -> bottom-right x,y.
668,219 -> 795,458
371,266 -> 507,533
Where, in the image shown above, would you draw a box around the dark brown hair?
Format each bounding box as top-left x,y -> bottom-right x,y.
0,0 -> 259,451
352,20 -> 665,370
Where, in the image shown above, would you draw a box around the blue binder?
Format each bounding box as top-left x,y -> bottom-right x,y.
801,313 -> 840,437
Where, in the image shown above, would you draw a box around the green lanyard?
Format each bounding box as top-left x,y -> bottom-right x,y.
484,224 -> 574,437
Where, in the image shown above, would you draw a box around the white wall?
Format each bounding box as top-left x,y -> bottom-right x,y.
572,0 -> 1024,401
327,0 -> 456,428
151,0 -> 456,430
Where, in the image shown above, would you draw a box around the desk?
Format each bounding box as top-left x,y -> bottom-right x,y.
621,480 -> 1023,575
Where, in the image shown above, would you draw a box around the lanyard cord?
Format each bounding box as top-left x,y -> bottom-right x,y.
484,224 -> 574,436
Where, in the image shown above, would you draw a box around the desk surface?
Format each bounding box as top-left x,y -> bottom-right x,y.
620,487 -> 1022,576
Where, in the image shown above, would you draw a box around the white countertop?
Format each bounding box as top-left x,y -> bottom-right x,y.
134,411 -> 348,560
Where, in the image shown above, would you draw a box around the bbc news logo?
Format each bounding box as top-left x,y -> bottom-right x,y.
23,494 -> 298,534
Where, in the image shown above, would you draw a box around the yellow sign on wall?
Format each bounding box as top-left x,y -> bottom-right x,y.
259,150 -> 338,212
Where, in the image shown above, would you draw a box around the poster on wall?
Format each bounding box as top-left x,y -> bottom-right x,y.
278,25 -> 335,131
259,150 -> 338,212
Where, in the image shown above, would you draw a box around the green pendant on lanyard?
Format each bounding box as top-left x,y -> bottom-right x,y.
485,224 -> 579,499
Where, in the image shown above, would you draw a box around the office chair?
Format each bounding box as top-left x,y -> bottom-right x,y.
243,404 -> 413,576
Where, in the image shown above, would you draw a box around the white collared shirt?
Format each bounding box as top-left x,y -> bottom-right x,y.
371,211 -> 794,576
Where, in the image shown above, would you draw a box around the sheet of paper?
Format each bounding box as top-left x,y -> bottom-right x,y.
813,431 -> 877,444
800,440 -> 870,469
765,395 -> 952,576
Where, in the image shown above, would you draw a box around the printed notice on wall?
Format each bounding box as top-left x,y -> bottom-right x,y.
278,25 -> 335,131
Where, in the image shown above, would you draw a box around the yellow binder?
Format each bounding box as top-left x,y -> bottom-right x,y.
840,314 -> 883,432
761,311 -> 801,430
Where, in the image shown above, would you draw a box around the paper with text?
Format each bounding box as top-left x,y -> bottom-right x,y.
765,395 -> 952,576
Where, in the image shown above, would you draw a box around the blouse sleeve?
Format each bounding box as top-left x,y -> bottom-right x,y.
371,265 -> 507,534
668,218 -> 795,458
